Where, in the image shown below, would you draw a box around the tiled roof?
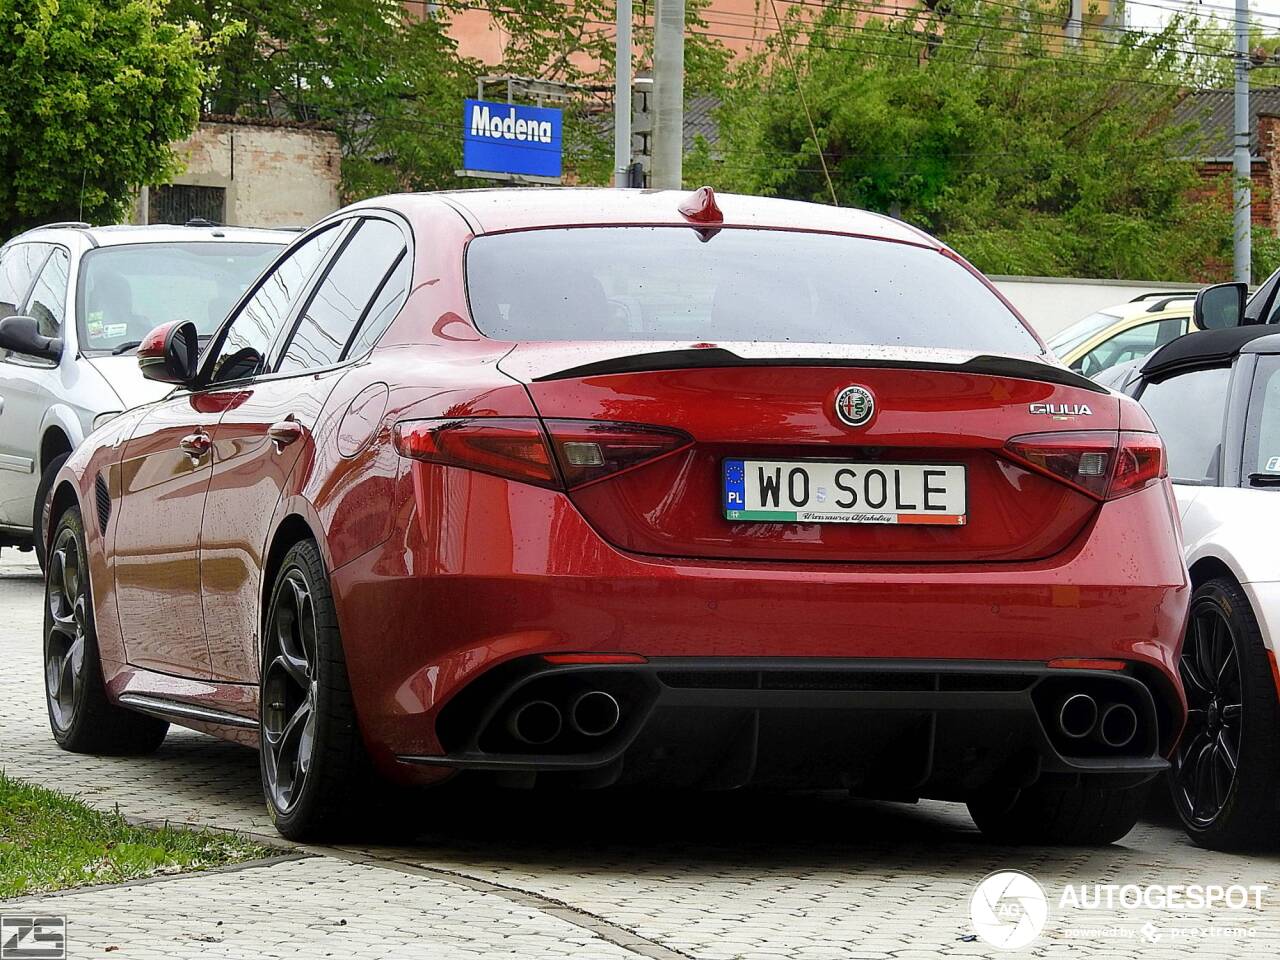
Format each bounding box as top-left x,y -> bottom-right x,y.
1171,88 -> 1280,158
684,95 -> 721,150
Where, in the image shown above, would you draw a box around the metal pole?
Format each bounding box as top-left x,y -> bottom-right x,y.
651,0 -> 685,189
1234,0 -> 1252,284
1066,0 -> 1082,48
614,0 -> 632,187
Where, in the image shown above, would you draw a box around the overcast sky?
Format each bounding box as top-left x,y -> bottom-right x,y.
1126,0 -> 1280,33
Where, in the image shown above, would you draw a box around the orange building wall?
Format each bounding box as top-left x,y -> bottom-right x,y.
443,1 -> 924,68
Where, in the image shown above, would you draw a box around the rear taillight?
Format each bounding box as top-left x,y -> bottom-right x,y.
1003,430 -> 1165,501
543,420 -> 692,488
393,418 -> 692,490
393,418 -> 558,488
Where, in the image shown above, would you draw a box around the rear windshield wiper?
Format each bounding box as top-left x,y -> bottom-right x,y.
111,340 -> 142,355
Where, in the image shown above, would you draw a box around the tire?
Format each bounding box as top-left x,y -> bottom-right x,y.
1168,577 -> 1280,850
968,779 -> 1149,845
44,505 -> 169,754
259,539 -> 384,841
33,451 -> 69,571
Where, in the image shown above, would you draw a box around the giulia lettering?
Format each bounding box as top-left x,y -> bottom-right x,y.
1029,402 -> 1093,416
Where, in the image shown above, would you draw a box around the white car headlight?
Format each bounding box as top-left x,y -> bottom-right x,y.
93,411 -> 123,432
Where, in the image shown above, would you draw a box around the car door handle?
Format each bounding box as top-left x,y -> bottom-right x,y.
268,418 -> 302,450
179,431 -> 211,459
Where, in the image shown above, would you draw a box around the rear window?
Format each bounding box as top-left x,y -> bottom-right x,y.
464,227 -> 1041,353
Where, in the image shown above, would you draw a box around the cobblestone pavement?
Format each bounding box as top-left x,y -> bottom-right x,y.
2,551 -> 1280,959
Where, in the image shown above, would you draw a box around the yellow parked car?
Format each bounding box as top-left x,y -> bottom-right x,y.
1048,293 -> 1195,378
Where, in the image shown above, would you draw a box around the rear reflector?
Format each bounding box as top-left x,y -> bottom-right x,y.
1047,658 -> 1127,671
544,419 -> 693,489
393,418 -> 558,488
1003,430 -> 1165,501
543,653 -> 649,664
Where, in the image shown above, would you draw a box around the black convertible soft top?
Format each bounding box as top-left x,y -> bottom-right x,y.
1141,325 -> 1280,379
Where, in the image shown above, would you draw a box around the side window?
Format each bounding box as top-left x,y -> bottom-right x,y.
24,248 -> 70,339
1075,318 -> 1185,378
0,243 -> 51,318
1138,366 -> 1231,483
1244,356 -> 1280,478
345,253 -> 410,359
205,225 -> 340,385
276,219 -> 407,374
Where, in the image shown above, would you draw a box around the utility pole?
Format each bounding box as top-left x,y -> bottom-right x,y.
1234,0 -> 1252,284
1066,0 -> 1082,47
651,0 -> 685,189
614,0 -> 632,188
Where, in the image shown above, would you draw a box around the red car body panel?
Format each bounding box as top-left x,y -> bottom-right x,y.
49,189 -> 1188,796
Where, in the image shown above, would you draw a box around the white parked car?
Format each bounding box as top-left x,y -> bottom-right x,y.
1116,324 -> 1280,849
0,221 -> 287,565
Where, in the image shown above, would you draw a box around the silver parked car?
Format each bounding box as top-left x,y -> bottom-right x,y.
0,221 -> 287,565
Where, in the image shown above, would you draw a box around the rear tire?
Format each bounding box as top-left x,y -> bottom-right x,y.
44,506 -> 169,754
259,539 -> 389,841
968,779 -> 1149,845
33,452 -> 69,571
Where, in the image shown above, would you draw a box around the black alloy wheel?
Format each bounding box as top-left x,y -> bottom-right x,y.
1173,596 -> 1243,828
262,569 -> 320,815
45,524 -> 87,735
42,506 -> 168,754
1169,577 -> 1280,850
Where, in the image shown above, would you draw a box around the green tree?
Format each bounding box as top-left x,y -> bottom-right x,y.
168,1 -> 729,195
166,1 -> 477,198
0,0 -> 203,237
695,1 -> 1240,281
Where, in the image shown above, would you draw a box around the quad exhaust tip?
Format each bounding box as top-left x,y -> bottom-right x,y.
1097,702 -> 1139,749
569,690 -> 621,737
507,700 -> 563,746
1057,693 -> 1098,740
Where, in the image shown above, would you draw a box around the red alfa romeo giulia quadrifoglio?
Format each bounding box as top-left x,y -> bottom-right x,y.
42,188 -> 1189,842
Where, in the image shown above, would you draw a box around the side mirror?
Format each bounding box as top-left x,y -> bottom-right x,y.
0,314 -> 62,361
137,320 -> 199,386
1194,282 -> 1248,330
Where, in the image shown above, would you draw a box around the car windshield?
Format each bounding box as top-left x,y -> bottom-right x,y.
464,226 -> 1041,353
76,241 -> 282,354
1048,311 -> 1125,356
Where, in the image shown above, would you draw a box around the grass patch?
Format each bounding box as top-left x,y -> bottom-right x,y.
0,771 -> 276,898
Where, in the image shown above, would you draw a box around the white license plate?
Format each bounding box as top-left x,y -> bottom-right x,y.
723,459 -> 967,525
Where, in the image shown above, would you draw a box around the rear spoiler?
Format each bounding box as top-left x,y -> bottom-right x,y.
532,347 -> 1108,394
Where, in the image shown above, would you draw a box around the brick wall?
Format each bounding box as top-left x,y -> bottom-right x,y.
137,120 -> 342,229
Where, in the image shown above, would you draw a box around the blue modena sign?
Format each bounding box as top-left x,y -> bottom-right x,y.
463,98 -> 563,179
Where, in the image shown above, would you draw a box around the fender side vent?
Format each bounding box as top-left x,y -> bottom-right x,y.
94,472 -> 111,535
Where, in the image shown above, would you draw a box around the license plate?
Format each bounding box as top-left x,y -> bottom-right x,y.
723,459 -> 966,525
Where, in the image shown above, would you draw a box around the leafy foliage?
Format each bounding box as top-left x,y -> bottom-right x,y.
167,1 -> 729,196
0,0 -> 203,236
693,1 -> 1246,280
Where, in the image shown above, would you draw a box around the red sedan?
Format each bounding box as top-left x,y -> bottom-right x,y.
43,188 -> 1189,842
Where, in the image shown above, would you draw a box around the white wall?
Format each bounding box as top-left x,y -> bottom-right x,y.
990,276 -> 1199,341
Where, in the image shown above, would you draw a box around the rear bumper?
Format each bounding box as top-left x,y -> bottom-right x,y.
406,657 -> 1170,796
329,470 -> 1189,782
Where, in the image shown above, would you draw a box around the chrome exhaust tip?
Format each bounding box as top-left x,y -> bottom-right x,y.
1097,702 -> 1139,749
507,700 -> 563,746
569,690 -> 621,737
1057,693 -> 1098,739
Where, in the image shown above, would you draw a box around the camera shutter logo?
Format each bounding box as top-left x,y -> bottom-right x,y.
969,871 -> 1048,950
1,916 -> 66,960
